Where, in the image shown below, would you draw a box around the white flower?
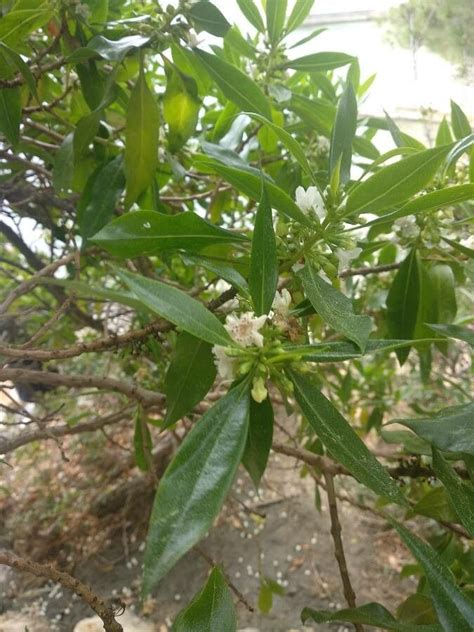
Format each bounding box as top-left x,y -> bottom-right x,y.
295,186 -> 326,221
224,312 -> 267,348
212,345 -> 237,380
394,216 -> 420,240
251,376 -> 268,403
272,289 -> 291,317
187,30 -> 200,47
335,247 -> 362,273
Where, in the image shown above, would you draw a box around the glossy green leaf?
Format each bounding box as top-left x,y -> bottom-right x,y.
92,210 -> 247,256
163,332 -> 216,427
429,264 -> 457,329
345,145 -> 451,216
236,0 -> 265,32
289,370 -> 407,506
78,156 -> 125,242
266,0 -> 287,44
143,378 -> 250,593
0,87 -> 20,146
451,100 -> 472,140
242,396 -> 274,488
290,93 -> 336,136
432,448 -> 474,537
42,278 -> 144,311
188,1 -> 231,37
163,62 -> 200,152
86,34 -> 150,61
118,270 -> 233,347
53,132 -> 74,193
384,111 -> 425,150
172,567 -> 236,631
134,408 -> 152,471
393,403 -> 474,456
329,81 -> 357,184
124,67 -> 159,208
194,48 -> 271,118
185,254 -> 249,297
298,265 -> 373,352
391,519 -> 474,632
302,602 -> 442,631
249,182 -> 278,316
281,52 -> 355,72
426,324 -> 474,348
385,184 -> 474,224
286,0 -> 314,33
444,134 -> 474,173
411,486 -> 458,523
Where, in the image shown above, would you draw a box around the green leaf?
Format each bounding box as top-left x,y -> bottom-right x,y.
86,34 -> 151,61
432,448 -> 474,537
266,0 -> 287,45
118,269 -> 233,347
426,324 -> 474,348
41,278 -> 144,311
384,111 -> 425,150
134,408 -> 152,471
0,0 -> 54,49
429,264 -> 457,336
386,249 -> 420,364
245,111 -> 313,178
436,117 -> 453,146
236,0 -> 265,32
302,602 -> 442,631
393,403 -> 474,456
444,134 -> 474,173
0,87 -> 20,146
249,181 -> 278,316
124,66 -> 159,208
188,1 -> 231,37
0,42 -> 37,99
172,568 -> 236,631
290,93 -> 336,136
92,210 -> 247,257
329,81 -> 357,184
53,132 -> 74,193
442,235 -> 474,258
451,100 -> 472,140
298,265 -> 373,352
242,397 -> 274,488
194,48 -> 271,118
289,370 -> 407,506
286,0 -> 314,33
143,379 -> 250,593
345,145 -> 452,216
163,62 -> 201,152
163,332 -> 216,427
281,52 -> 355,72
78,156 -> 125,242
396,594 -> 439,626
185,254 -> 249,297
390,519 -> 474,632
411,486 -> 458,523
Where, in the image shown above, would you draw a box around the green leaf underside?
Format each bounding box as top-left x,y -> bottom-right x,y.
143,378 -> 250,594
282,339 -> 437,362
392,403 -> 474,456
302,602 -> 442,631
298,265 -> 373,352
118,269 -> 232,347
432,448 -> 474,537
92,210 -> 247,256
172,567 -> 236,631
427,324 -> 474,348
391,519 -> 474,632
282,52 -> 355,72
164,332 -> 216,427
289,370 -> 407,506
345,145 -> 452,216
249,182 -> 278,315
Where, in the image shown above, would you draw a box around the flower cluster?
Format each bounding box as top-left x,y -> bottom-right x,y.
295,186 -> 326,221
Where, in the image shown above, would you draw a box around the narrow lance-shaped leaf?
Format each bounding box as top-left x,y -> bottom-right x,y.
427,323 -> 474,348
0,87 -> 20,146
286,0 -> 315,34
432,447 -> 474,538
236,0 -> 265,32
280,52 -> 355,72
194,48 -> 271,118
266,0 -> 287,45
249,181 -> 278,316
163,61 -> 201,152
242,396 -> 274,488
390,519 -> 474,632
143,378 -> 250,594
133,408 -> 152,471
124,64 -> 159,208
163,332 -> 216,427
344,145 -> 452,217
450,100 -> 472,140
436,117 -> 453,146
92,210 -> 247,257
289,370 -> 407,506
118,269 -> 233,347
172,568 -> 236,632
188,1 -> 231,37
329,81 -> 357,184
298,265 -> 373,352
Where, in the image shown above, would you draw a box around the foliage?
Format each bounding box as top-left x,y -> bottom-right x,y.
0,0 -> 473,629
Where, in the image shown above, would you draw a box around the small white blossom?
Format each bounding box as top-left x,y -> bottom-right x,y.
394,216 -> 420,240
212,345 -> 237,380
251,376 -> 268,403
187,30 -> 200,47
295,186 -> 326,220
272,289 -> 291,316
335,247 -> 362,273
225,312 -> 267,348
316,135 -> 330,153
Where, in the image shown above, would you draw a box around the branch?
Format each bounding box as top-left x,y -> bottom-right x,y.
0,550 -> 123,632
340,263 -> 401,278
323,472 -> 364,632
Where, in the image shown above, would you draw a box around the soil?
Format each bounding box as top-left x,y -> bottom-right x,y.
0,420 -> 414,631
